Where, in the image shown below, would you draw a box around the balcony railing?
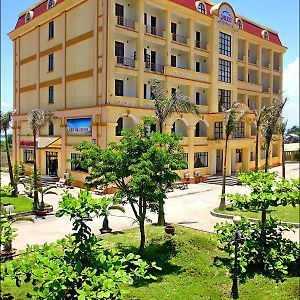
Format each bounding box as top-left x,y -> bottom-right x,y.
116,56 -> 135,68
116,16 -> 135,30
195,40 -> 207,50
172,33 -> 187,44
145,25 -> 164,38
262,86 -> 270,93
145,62 -> 164,73
248,57 -> 258,65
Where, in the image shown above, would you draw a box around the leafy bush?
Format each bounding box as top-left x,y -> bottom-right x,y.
65,174 -> 75,186
1,190 -> 159,299
214,217 -> 299,282
0,185 -> 14,197
0,217 -> 17,252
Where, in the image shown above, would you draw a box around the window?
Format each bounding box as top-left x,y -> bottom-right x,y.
197,3 -> 206,14
233,122 -> 245,138
218,89 -> 231,111
24,150 -> 34,163
250,151 -> 255,161
25,11 -> 33,23
237,19 -> 243,29
219,59 -> 231,83
49,21 -> 54,39
47,0 -> 56,9
48,86 -> 54,104
194,152 -> 208,168
171,88 -> 177,96
71,153 -> 88,172
219,32 -> 231,57
49,121 -> 54,136
115,79 -> 123,96
116,118 -> 123,136
172,153 -> 188,170
262,30 -> 269,40
195,92 -> 200,105
171,55 -> 176,67
195,122 -> 207,137
214,122 -> 223,139
236,149 -> 242,163
196,61 -> 200,72
48,53 -> 54,71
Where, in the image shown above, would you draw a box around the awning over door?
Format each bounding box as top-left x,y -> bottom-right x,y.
37,137 -> 61,149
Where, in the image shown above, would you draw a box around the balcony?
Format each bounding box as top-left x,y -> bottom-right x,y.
164,66 -> 210,83
116,56 -> 135,68
237,80 -> 262,93
172,34 -> 187,45
145,25 -> 164,38
116,16 -> 136,30
262,86 -> 271,93
145,62 -> 164,74
195,40 -> 207,51
112,95 -> 139,106
194,137 -> 208,145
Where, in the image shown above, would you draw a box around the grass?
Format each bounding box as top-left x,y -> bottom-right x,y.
1,226 -> 299,299
1,195 -> 33,213
214,205 -> 300,223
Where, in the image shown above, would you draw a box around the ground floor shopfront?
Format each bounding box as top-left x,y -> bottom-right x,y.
13,105 -> 282,187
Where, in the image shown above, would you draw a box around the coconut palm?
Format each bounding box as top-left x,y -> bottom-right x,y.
261,97 -> 287,173
150,79 -> 201,226
28,109 -> 55,210
250,106 -> 268,172
219,102 -> 247,210
0,111 -> 17,197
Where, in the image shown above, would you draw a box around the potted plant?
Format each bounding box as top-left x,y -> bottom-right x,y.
165,225 -> 175,235
36,185 -> 57,216
65,174 -> 75,188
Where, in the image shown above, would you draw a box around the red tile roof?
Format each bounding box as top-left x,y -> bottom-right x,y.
14,0 -> 283,46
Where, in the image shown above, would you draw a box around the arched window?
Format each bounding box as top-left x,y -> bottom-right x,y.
25,11 -> 33,23
198,3 -> 206,14
172,119 -> 188,137
115,116 -> 136,136
236,19 -> 243,30
195,121 -> 207,137
48,0 -> 56,9
262,30 -> 269,40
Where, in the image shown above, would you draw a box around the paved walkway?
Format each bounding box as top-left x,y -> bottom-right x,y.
1,163 -> 299,250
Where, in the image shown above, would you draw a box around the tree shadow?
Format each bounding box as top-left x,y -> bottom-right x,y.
115,235 -> 183,288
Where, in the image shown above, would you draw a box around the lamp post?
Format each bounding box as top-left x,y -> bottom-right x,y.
231,216 -> 241,299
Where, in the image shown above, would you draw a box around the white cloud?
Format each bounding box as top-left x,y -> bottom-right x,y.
283,57 -> 299,127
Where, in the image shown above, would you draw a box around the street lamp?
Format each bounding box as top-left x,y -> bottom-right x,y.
232,216 -> 241,299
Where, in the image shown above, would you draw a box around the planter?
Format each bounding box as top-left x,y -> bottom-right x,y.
165,225 -> 175,235
100,228 -> 113,234
35,210 -> 48,216
0,248 -> 17,260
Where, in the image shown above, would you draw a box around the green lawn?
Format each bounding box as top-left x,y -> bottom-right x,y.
214,205 -> 299,223
1,195 -> 33,213
1,226 -> 298,299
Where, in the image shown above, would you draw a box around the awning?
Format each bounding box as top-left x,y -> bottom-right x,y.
37,137 -> 61,149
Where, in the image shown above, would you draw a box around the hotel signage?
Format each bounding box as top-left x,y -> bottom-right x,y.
66,118 -> 92,136
219,7 -> 233,26
19,141 -> 35,148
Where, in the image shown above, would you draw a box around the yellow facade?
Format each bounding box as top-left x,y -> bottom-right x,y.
9,0 -> 285,186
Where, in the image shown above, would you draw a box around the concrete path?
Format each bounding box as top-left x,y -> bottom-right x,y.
1,163 -> 299,250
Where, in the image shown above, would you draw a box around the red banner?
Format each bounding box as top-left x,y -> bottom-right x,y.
20,141 -> 35,148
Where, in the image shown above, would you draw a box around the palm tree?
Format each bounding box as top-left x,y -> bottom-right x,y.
100,202 -> 125,234
28,109 -> 55,210
277,120 -> 287,178
0,111 -> 18,197
261,97 -> 287,173
251,106 -> 268,172
37,185 -> 57,211
219,102 -> 246,210
151,79 -> 201,226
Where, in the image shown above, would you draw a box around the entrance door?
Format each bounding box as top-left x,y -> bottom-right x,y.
115,3 -> 124,25
151,16 -> 157,35
46,151 -> 58,176
171,22 -> 177,41
216,149 -> 223,173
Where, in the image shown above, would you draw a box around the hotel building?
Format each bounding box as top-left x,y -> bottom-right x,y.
9,0 -> 286,186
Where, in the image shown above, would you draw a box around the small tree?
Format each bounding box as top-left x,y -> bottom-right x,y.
250,106 -> 268,172
277,120 -> 287,178
0,111 -> 17,197
151,79 -> 201,226
227,171 -> 299,245
261,97 -> 287,172
37,185 -> 57,210
219,102 -> 246,210
75,117 -> 185,253
28,109 -> 55,210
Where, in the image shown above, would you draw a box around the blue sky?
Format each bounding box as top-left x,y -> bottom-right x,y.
1,0 -> 299,127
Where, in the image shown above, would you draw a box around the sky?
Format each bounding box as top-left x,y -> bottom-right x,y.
1,0 -> 299,127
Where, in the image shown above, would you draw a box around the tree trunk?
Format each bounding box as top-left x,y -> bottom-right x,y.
264,139 -> 271,173
281,133 -> 285,179
219,138 -> 228,210
4,129 -> 18,197
157,120 -> 166,226
33,133 -> 39,210
139,219 -> 146,254
255,130 -> 259,172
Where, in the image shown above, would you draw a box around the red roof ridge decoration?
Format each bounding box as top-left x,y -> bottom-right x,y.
13,0 -> 283,47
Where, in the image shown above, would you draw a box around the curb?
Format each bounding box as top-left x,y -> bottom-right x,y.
210,210 -> 300,228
